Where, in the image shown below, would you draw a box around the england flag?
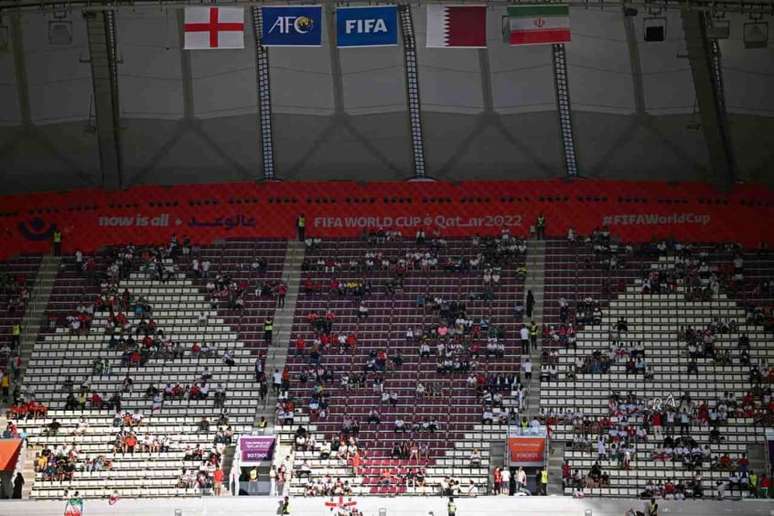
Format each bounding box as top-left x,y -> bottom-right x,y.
184,7 -> 245,50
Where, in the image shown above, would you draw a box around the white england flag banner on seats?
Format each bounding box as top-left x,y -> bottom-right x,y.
184,7 -> 245,49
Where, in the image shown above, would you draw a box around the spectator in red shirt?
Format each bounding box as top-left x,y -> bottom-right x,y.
213,467 -> 224,495
737,453 -> 749,474
561,461 -> 571,488
294,337 -> 305,356
663,479 -> 676,499
760,474 -> 769,497
277,282 -> 288,308
90,392 -> 103,409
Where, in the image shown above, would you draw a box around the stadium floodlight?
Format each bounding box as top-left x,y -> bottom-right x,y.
743,15 -> 768,48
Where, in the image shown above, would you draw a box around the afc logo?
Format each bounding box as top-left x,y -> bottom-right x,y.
267,15 -> 314,34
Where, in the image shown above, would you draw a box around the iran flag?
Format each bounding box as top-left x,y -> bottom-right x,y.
184,7 -> 245,50
426,5 -> 487,48
507,4 -> 571,46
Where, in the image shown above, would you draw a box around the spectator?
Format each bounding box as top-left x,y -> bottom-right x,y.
296,214 -> 306,241
535,214 -> 546,240
520,325 -> 530,354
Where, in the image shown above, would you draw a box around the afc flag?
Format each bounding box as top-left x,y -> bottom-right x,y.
261,6 -> 323,47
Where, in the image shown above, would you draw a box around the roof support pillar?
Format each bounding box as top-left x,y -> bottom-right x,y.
85,10 -> 123,190
680,9 -> 735,189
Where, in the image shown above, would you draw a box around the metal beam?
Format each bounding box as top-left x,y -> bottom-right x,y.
398,4 -> 427,179
177,9 -> 194,120
85,10 -> 123,190
622,8 -> 646,116
477,48 -> 495,115
251,6 -> 275,180
3,1 -> 773,16
325,2 -> 345,116
9,12 -> 31,126
680,8 -> 735,188
551,43 -> 579,176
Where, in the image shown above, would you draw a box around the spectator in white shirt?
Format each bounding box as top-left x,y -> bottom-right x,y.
523,358 -> 533,380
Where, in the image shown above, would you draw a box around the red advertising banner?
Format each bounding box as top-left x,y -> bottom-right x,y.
0,180 -> 771,259
508,436 -> 546,466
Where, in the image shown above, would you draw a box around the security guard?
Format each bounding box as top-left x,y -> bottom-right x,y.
280,495 -> 291,514
263,317 -> 273,344
529,321 -> 539,350
749,470 -> 758,498
536,214 -> 546,240
52,228 -> 62,256
248,466 -> 258,495
296,214 -> 306,242
540,467 -> 549,495
447,496 -> 456,516
11,323 -> 21,349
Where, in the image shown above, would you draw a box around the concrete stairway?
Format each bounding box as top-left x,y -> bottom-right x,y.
522,240 -> 545,419
253,241 -> 305,432
220,444 -> 236,493
546,442 -> 565,495
747,443 -> 767,480
6,255 -> 60,499
522,240 -> 564,494
18,441 -> 36,499
0,412 -> 35,499
17,255 -> 60,397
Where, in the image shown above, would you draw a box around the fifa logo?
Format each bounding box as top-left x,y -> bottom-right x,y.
344,18 -> 388,34
268,15 -> 314,34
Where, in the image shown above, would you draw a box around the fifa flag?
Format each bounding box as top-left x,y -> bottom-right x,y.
336,6 -> 398,48
426,5 -> 487,48
184,7 -> 245,49
261,6 -> 322,47
507,4 -> 571,46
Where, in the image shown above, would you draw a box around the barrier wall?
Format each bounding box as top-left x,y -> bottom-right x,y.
0,180 -> 772,259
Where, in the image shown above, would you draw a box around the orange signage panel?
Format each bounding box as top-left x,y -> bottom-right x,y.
508,437 -> 545,466
0,439 -> 22,472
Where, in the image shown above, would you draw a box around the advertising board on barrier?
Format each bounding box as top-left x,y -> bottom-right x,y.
239,435 -> 275,463
508,436 -> 546,466
0,180 -> 772,260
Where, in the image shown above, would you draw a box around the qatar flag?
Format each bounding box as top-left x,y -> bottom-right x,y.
426,5 -> 487,48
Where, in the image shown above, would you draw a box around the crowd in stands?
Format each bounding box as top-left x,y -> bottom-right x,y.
5,222 -> 774,501
0,263 -> 33,403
